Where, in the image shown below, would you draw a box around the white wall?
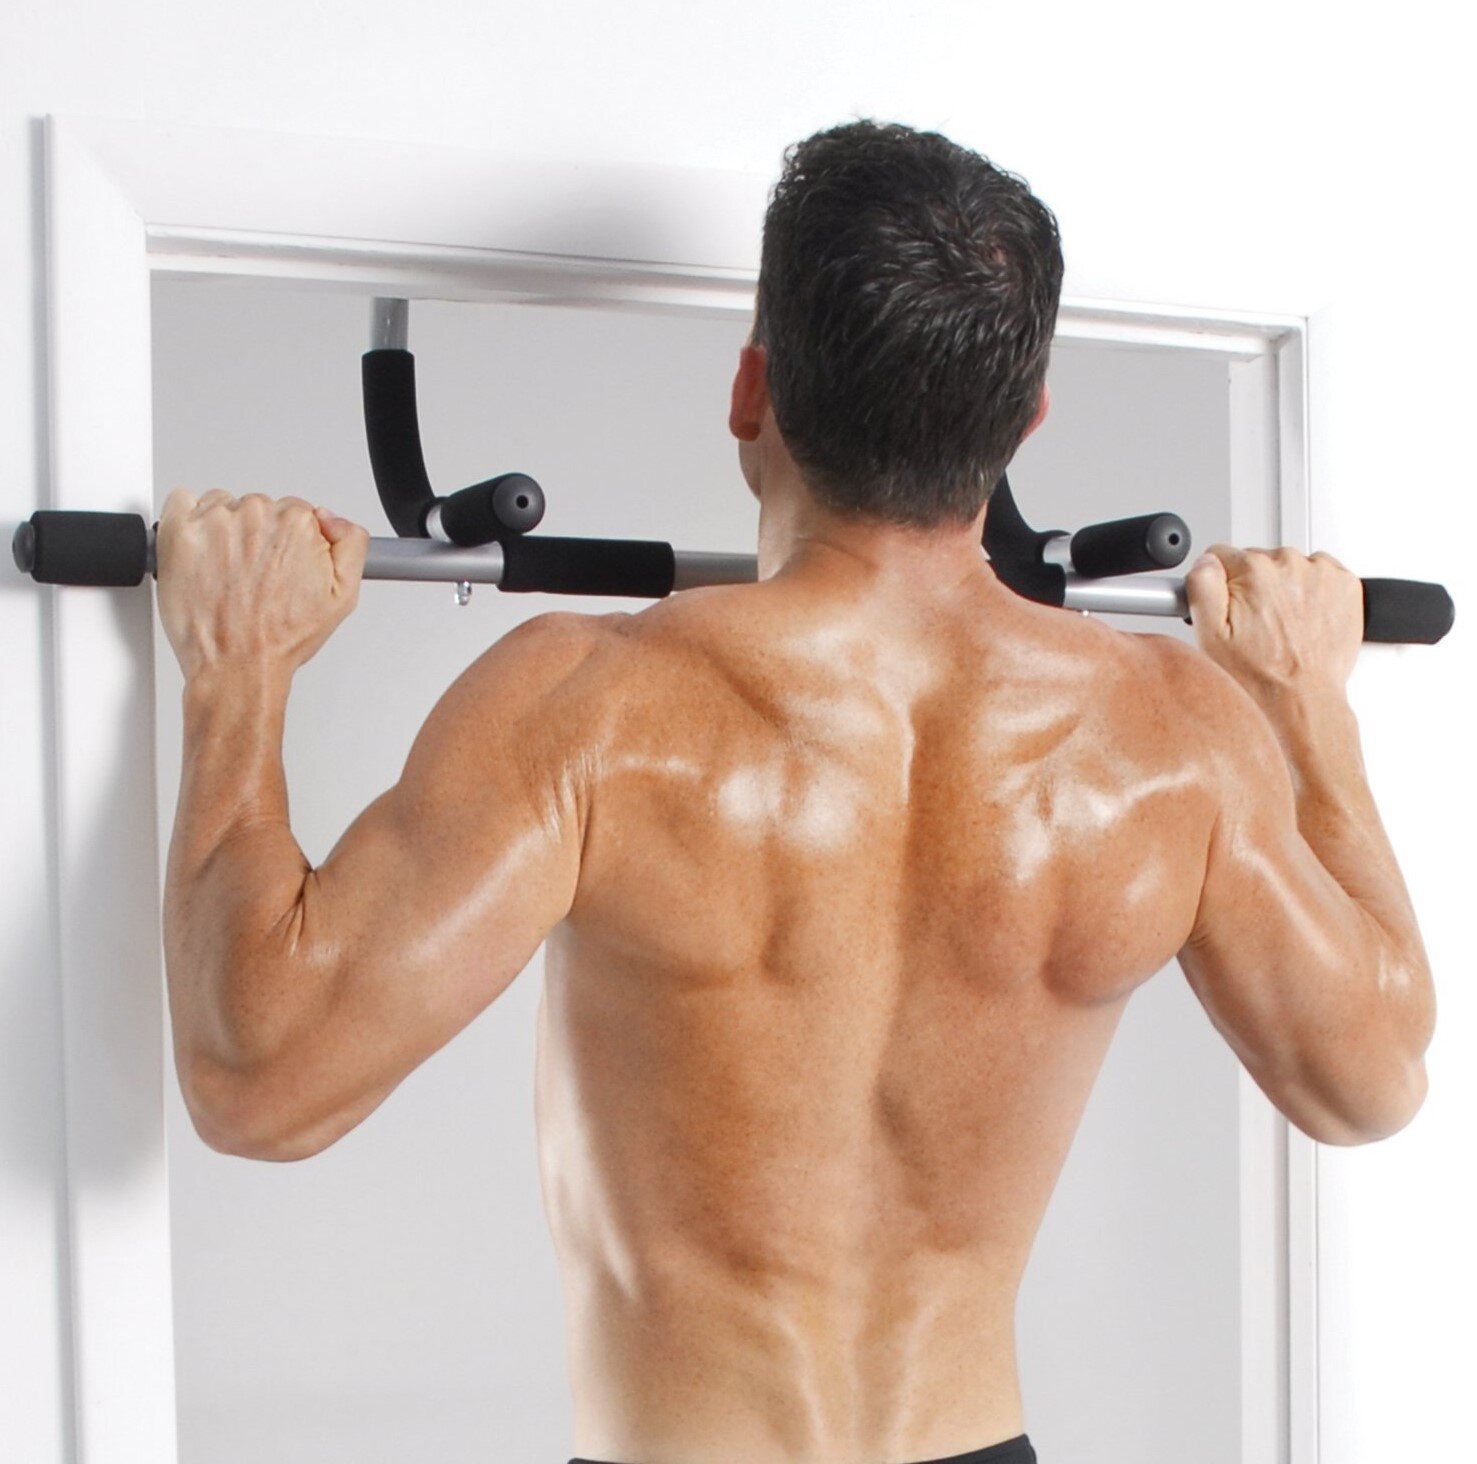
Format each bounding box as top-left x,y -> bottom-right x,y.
149,281 -> 1236,1464
4,5 -> 1471,1462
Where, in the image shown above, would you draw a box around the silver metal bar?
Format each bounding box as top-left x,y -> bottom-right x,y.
370,297 -> 409,352
146,526 -> 1188,617
671,550 -> 760,590
1040,533 -> 1073,568
424,501 -> 453,543
1062,571 -> 1188,618
366,538 -> 506,584
358,539 -> 1189,616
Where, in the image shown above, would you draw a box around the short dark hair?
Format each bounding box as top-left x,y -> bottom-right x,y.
753,119 -> 1064,527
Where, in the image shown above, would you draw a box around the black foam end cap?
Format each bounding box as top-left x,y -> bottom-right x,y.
1070,512 -> 1191,578
12,519 -> 36,574
25,511 -> 149,586
1362,578 -> 1456,645
439,473 -> 546,546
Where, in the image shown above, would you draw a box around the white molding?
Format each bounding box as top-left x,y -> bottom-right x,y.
43,117 -> 177,1463
1274,327 -> 1320,1464
1229,347 -> 1293,1464
1057,296 -> 1301,358
148,234 -> 1300,359
53,114 -> 1296,351
1288,1134 -> 1321,1464
41,111 -> 1317,1464
149,227 -> 761,320
148,223 -> 1301,351
1227,331 -> 1321,1464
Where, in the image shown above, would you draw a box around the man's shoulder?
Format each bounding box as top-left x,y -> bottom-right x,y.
1140,632 -> 1260,730
1134,632 -> 1285,799
446,609 -> 638,732
457,599 -> 727,728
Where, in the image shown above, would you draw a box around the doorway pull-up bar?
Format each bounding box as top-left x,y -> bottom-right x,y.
9,298 -> 1455,645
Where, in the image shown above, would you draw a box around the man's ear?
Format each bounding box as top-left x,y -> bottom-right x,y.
729,343 -> 768,442
1021,381 -> 1050,441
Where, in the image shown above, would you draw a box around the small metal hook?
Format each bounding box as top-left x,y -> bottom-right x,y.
454,580 -> 473,607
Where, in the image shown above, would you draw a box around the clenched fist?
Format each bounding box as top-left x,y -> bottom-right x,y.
1184,544 -> 1365,699
156,489 -> 370,683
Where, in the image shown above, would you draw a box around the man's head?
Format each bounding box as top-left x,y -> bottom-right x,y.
734,119 -> 1063,529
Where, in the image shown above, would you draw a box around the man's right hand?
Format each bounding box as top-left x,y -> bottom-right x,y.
1184,544 -> 1366,700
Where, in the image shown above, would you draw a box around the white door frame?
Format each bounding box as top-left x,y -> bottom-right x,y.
39,111 -> 1316,1464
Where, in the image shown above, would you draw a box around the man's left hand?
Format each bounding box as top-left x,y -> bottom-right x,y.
157,489 -> 370,683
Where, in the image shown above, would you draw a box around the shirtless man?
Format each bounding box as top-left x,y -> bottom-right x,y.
157,121 -> 1436,1464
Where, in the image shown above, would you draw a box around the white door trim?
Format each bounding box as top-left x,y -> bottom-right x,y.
39,111 -> 1314,1464
42,114 -> 177,1464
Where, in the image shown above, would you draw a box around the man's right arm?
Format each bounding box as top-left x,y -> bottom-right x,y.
1166,546 -> 1436,1146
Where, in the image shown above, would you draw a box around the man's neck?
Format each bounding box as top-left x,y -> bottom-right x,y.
755,471 -> 1001,605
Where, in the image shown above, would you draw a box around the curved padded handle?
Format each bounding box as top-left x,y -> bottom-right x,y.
362,349 -> 435,537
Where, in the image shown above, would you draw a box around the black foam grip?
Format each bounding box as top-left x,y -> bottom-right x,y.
362,349 -> 435,537
498,535 -> 676,598
987,554 -> 1067,607
19,511 -> 150,586
1361,578 -> 1455,645
438,473 -> 545,546
1069,511 -> 1191,577
982,475 -> 1067,607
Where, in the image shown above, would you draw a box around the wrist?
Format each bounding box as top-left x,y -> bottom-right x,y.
1243,674 -> 1352,739
1252,678 -> 1367,807
183,658 -> 295,709
174,661 -> 293,873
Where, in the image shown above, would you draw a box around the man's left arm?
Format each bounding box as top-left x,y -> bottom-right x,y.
158,489 -> 595,1161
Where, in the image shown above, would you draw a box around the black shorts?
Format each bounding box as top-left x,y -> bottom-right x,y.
570,1433 -> 1037,1464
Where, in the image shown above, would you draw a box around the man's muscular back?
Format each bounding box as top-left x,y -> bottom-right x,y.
160,500 -> 1433,1461
534,559 -> 1215,1464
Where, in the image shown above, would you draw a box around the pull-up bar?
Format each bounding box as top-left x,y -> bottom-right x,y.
356,297 -> 1201,615
9,298 -> 1456,646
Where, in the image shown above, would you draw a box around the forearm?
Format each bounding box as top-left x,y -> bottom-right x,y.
1257,680 -> 1436,1059
164,664 -> 329,1074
